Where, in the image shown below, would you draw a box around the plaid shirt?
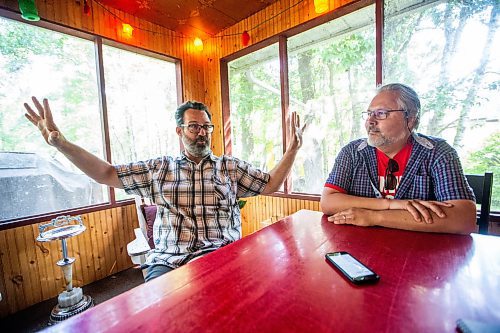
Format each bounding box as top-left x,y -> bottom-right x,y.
325,133 -> 475,201
115,152 -> 270,268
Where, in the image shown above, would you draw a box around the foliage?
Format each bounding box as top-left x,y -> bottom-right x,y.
463,132 -> 500,210
228,1 -> 499,199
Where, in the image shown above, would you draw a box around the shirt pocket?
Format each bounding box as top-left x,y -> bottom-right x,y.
212,173 -> 236,206
407,175 -> 433,200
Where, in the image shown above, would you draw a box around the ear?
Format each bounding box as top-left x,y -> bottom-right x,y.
407,116 -> 417,131
176,126 -> 182,137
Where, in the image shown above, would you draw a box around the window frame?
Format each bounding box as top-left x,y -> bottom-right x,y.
0,9 -> 183,229
221,0 -> 374,200
220,0 -> 500,222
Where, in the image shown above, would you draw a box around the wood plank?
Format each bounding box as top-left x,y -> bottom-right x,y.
22,225 -> 42,305
80,214 -> 96,285
6,228 -> 26,310
0,230 -> 9,317
0,229 -> 18,314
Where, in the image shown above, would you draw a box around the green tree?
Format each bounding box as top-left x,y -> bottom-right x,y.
463,132 -> 500,210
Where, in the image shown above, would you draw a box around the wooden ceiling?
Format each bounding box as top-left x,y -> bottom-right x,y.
98,0 -> 280,39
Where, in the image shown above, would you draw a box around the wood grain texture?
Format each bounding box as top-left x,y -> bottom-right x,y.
0,204 -> 137,317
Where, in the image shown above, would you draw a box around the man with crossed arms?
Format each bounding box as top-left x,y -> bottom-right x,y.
321,83 -> 476,234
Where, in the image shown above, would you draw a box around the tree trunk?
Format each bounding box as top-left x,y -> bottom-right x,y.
297,51 -> 315,103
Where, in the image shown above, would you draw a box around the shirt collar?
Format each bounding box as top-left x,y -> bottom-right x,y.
176,151 -> 217,163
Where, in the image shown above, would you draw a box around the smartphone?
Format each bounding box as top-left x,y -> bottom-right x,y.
325,251 -> 380,284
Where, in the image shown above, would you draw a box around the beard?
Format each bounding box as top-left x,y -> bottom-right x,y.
366,125 -> 407,148
182,133 -> 211,157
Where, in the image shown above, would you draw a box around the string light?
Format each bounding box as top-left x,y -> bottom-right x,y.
78,0 -> 308,47
193,37 -> 204,51
241,31 -> 250,47
83,0 -> 91,16
313,0 -> 328,14
18,0 -> 40,21
122,23 -> 134,38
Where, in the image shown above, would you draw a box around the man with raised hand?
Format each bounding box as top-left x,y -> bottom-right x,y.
25,97 -> 306,281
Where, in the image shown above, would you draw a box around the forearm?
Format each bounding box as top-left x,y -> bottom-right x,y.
261,148 -> 298,194
57,140 -> 123,188
321,191 -> 390,215
372,200 -> 477,234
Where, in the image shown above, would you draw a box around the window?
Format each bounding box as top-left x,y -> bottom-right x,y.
224,0 -> 499,212
102,44 -> 180,200
228,44 -> 283,174
0,16 -> 181,222
0,17 -> 104,221
287,5 -> 375,194
384,0 -> 500,210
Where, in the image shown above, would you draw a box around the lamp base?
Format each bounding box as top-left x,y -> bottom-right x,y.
48,294 -> 94,325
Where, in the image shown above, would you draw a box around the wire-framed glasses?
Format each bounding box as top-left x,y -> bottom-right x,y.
361,109 -> 406,120
180,123 -> 215,134
384,159 -> 399,191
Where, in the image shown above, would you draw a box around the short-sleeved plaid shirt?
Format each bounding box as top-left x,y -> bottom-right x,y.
325,133 -> 475,202
115,152 -> 270,268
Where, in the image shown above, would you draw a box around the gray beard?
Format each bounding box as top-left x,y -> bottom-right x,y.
182,135 -> 211,157
367,136 -> 388,147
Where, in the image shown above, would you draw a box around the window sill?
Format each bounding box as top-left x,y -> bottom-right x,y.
0,199 -> 135,231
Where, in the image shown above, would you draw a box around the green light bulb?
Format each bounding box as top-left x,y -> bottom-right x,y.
18,0 -> 40,21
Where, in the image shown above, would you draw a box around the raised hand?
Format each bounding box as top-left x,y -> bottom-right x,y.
288,111 -> 306,151
24,97 -> 66,148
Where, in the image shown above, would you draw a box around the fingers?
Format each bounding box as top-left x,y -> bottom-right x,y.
328,213 -> 350,224
43,98 -> 54,123
404,201 -> 424,223
31,96 -> 45,118
407,200 -> 433,224
416,200 -> 446,218
24,102 -> 40,124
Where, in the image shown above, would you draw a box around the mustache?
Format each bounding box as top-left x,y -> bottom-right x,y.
196,135 -> 208,141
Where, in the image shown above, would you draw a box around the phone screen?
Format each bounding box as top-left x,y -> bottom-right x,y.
327,253 -> 374,278
325,252 -> 379,284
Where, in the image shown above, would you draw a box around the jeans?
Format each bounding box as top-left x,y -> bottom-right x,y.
144,264 -> 174,282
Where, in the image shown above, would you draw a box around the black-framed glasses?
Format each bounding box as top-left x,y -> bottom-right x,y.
180,123 -> 215,134
384,159 -> 399,191
361,109 -> 406,120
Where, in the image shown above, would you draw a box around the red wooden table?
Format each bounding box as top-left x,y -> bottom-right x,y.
44,210 -> 500,332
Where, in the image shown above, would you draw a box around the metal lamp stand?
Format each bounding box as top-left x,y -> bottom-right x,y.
36,215 -> 94,324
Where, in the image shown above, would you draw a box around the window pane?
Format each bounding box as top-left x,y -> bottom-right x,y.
287,5 -> 376,194
102,45 -> 180,200
228,44 -> 283,176
384,0 -> 500,210
0,17 -> 106,221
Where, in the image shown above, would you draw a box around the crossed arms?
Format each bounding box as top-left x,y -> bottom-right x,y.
320,187 -> 477,235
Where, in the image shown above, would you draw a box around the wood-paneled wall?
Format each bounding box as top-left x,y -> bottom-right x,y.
0,204 -> 137,317
241,196 -> 321,237
0,0 -> 356,317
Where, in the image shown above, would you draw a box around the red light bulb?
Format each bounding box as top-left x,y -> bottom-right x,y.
241,31 -> 250,47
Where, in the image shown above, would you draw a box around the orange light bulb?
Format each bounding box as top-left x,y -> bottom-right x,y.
122,23 -> 134,38
313,0 -> 328,14
193,37 -> 203,51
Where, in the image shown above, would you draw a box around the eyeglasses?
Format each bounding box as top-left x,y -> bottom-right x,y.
384,159 -> 399,191
180,123 -> 215,134
361,109 -> 406,120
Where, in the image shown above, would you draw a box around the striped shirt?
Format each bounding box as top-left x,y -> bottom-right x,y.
325,133 -> 475,202
115,152 -> 270,268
